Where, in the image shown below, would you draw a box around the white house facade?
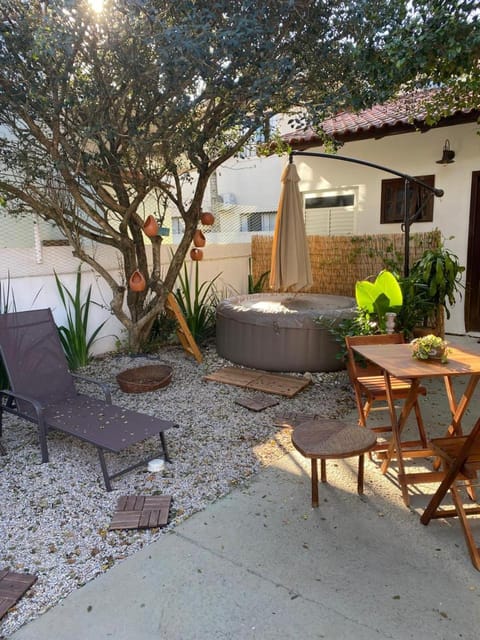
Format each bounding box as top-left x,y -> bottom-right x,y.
214,98 -> 480,337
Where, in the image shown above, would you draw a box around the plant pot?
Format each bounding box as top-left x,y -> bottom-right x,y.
129,270 -> 146,292
193,229 -> 206,247
411,335 -> 448,362
116,364 -> 173,393
190,248 -> 203,261
143,215 -> 159,237
200,211 -> 215,226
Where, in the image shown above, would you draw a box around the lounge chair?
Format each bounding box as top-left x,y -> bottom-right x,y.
0,309 -> 176,490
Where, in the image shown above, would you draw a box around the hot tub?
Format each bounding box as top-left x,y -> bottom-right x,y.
216,293 -> 356,372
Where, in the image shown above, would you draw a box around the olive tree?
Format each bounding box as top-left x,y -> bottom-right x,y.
0,0 -> 478,350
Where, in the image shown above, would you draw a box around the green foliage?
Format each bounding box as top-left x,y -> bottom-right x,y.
396,275 -> 436,340
248,270 -> 270,294
174,262 -> 221,344
54,268 -> 107,370
316,309 -> 376,362
409,245 -> 465,319
355,270 -> 403,332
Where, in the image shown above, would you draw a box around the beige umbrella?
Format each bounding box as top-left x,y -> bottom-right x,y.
269,161 -> 313,292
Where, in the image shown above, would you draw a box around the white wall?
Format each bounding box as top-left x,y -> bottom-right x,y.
0,242 -> 251,355
216,154 -> 285,210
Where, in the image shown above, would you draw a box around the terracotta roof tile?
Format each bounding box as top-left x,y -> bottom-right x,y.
283,90 -> 479,147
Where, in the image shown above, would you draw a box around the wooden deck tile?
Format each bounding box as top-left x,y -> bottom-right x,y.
234,395 -> 279,412
109,495 -> 172,530
0,568 -> 37,620
204,367 -> 310,397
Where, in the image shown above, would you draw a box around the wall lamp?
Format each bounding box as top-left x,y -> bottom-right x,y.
436,139 -> 455,165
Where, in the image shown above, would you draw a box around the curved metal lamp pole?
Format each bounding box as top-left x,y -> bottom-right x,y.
289,150 -> 444,276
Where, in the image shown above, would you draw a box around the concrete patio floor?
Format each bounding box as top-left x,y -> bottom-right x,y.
9,335 -> 480,640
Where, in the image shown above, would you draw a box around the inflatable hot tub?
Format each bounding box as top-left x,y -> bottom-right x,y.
216,293 -> 356,373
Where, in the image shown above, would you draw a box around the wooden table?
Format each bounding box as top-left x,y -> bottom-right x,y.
352,342 -> 480,506
291,418 -> 377,507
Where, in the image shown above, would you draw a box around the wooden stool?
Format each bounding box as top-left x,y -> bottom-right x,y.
291,418 -> 377,507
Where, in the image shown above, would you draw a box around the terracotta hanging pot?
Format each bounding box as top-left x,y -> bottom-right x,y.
193,229 -> 206,248
143,215 -> 159,237
200,211 -> 215,226
129,270 -> 147,292
190,248 -> 203,261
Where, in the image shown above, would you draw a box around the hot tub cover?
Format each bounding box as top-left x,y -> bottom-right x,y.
216,293 -> 356,372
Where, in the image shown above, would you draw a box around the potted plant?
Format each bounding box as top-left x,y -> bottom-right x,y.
411,334 -> 449,363
355,270 -> 403,333
408,244 -> 465,334
396,273 -> 437,340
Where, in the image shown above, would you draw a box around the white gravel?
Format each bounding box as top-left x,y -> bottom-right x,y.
0,343 -> 355,637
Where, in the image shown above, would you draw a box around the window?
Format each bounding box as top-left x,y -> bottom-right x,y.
305,194 -> 355,209
380,175 -> 435,224
304,190 -> 356,236
240,211 -> 276,232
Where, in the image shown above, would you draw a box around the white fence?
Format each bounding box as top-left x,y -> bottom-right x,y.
0,242 -> 252,355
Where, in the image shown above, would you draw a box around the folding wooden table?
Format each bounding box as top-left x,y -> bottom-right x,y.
351,342 -> 480,506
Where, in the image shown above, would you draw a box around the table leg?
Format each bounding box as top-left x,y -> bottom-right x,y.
311,458 -> 319,508
357,454 -> 364,494
381,372 -> 419,506
320,458 -> 327,483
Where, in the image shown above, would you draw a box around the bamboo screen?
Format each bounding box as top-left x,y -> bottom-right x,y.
251,229 -> 442,296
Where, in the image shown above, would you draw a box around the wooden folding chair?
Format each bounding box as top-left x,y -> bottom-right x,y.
421,416 -> 480,570
345,334 -> 428,453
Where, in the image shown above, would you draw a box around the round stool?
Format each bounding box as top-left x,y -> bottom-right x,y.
291,418 -> 377,507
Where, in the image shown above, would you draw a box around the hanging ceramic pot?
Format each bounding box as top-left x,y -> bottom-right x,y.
190,248 -> 203,261
200,211 -> 215,226
129,270 -> 147,292
143,215 -> 159,237
193,229 -> 206,248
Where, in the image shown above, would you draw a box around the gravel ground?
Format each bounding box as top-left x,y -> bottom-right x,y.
0,342 -> 355,638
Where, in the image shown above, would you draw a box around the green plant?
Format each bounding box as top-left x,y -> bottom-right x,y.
396,275 -> 437,340
409,245 -> 465,320
411,334 -> 449,363
355,270 -> 403,332
316,308 -> 376,362
174,262 -> 221,344
55,268 -> 107,370
248,270 -> 270,294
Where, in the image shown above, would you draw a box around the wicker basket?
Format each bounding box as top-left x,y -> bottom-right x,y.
116,364 -> 173,393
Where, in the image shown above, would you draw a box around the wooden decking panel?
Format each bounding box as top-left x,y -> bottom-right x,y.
204,367 -> 310,398
234,395 -> 279,412
109,495 -> 172,530
0,568 -> 37,620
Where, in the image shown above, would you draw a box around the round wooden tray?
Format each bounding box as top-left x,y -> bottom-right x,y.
116,364 -> 173,393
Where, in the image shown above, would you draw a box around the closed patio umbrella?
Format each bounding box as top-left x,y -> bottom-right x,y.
269,161 -> 313,292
